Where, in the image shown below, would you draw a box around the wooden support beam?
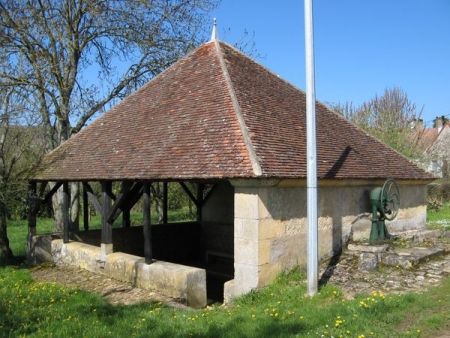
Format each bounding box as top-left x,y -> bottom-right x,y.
84,183 -> 102,216
101,181 -> 113,245
41,181 -> 63,206
82,183 -> 89,230
27,181 -> 37,237
122,208 -> 131,228
122,182 -> 144,210
163,182 -> 168,224
38,181 -> 48,199
109,181 -> 144,225
62,182 -> 70,243
202,184 -> 217,205
179,182 -> 199,206
143,182 -> 152,264
197,183 -> 205,221
107,181 -> 132,224
31,181 -> 62,215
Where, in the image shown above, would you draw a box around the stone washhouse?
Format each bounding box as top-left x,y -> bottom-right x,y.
28,36 -> 434,307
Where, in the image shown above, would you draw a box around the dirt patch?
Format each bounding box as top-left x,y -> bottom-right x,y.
29,263 -> 191,310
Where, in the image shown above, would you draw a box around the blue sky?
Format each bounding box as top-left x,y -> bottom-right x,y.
210,0 -> 450,127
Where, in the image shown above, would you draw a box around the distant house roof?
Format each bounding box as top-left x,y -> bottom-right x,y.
415,121 -> 450,152
31,40 -> 433,182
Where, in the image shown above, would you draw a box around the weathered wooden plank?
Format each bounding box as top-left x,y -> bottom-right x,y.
202,183 -> 217,205
121,182 -> 144,210
143,182 -> 152,264
107,181 -> 132,224
83,183 -> 89,230
122,208 -> 131,228
179,182 -> 199,206
84,183 -> 102,216
62,182 -> 70,243
101,181 -> 112,245
31,181 -> 62,215
28,181 -> 37,236
197,183 -> 204,221
163,182 -> 168,224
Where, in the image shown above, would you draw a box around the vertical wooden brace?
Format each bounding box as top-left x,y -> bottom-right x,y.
101,181 -> 113,245
27,181 -> 37,237
62,182 -> 70,243
143,182 -> 152,264
163,182 -> 168,224
83,183 -> 89,230
197,183 -> 205,221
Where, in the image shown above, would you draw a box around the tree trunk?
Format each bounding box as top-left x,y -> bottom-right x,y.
0,200 -> 13,265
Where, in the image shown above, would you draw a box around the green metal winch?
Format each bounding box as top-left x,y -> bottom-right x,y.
369,178 -> 400,243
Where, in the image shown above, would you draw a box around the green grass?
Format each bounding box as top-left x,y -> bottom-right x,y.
7,208 -> 195,259
427,201 -> 450,230
1,207 -> 450,337
1,266 -> 450,337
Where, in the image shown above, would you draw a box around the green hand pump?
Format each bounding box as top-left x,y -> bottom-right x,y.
369,178 -> 400,243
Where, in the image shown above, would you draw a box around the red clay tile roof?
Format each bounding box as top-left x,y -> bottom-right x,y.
413,121 -> 450,152
32,41 -> 434,181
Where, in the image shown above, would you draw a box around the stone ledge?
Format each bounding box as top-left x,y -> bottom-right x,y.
381,247 -> 445,269
51,240 -> 206,308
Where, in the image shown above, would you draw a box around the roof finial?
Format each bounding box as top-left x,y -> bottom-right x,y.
210,18 -> 218,42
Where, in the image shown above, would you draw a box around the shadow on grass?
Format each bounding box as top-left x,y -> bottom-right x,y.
1,254 -> 27,268
318,251 -> 342,289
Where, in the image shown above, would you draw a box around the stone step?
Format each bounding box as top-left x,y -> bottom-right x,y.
381,247 -> 445,269
390,229 -> 444,242
348,242 -> 448,271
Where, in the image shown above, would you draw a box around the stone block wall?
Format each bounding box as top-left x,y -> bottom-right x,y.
228,179 -> 429,300
52,240 -> 207,308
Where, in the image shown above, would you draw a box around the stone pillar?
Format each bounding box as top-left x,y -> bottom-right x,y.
230,179 -> 284,298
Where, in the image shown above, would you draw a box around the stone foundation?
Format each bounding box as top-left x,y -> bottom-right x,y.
52,240 -> 207,308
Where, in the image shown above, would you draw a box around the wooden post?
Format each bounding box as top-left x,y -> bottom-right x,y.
83,183 -> 89,230
62,182 -> 70,243
101,181 -> 113,246
197,183 -> 204,221
122,208 -> 131,227
121,181 -> 131,227
27,181 -> 37,236
163,182 -> 168,224
99,181 -> 113,259
143,182 -> 152,264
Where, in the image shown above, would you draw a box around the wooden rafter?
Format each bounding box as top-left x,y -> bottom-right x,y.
83,182 -> 102,215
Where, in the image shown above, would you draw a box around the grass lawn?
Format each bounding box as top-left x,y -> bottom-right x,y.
1,266 -> 450,337
1,205 -> 449,337
427,201 -> 450,231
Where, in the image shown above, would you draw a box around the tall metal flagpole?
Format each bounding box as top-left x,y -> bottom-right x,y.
304,0 -> 318,296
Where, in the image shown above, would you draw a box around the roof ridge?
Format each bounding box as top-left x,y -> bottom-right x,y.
213,41 -> 262,176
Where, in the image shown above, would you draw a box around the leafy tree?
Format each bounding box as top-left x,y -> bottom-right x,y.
0,0 -> 218,231
331,87 -> 424,159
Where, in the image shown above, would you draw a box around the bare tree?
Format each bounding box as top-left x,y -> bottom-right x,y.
0,86 -> 45,263
0,0 -> 218,231
332,87 -> 424,159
